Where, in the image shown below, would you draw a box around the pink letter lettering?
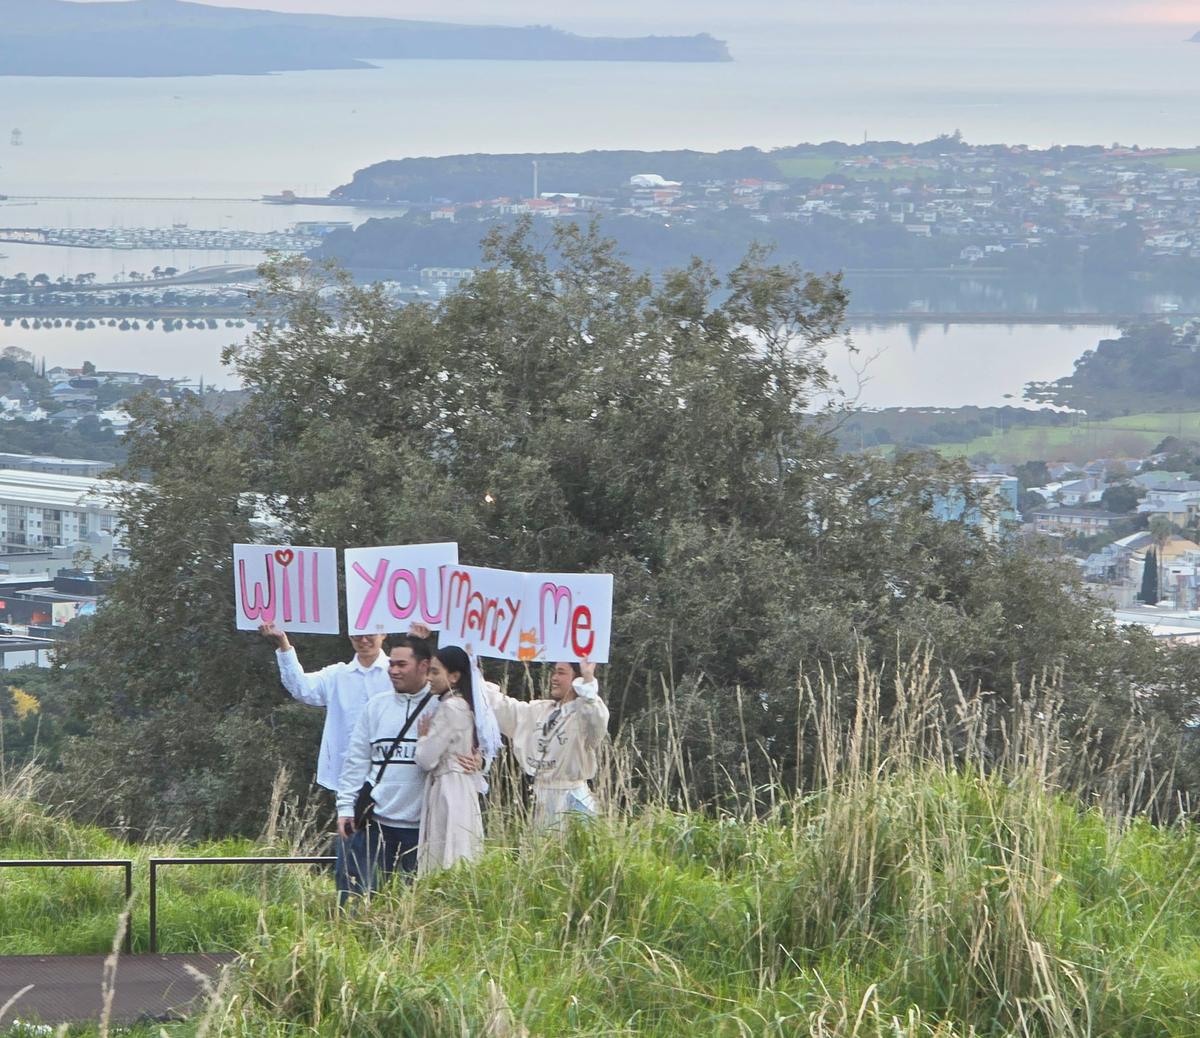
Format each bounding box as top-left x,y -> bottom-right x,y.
279,557 -> 293,623
570,605 -> 595,658
311,550 -> 321,623
352,559 -> 390,631
297,549 -> 307,623
419,566 -> 446,625
388,568 -> 419,620
238,557 -> 276,623
540,582 -> 574,647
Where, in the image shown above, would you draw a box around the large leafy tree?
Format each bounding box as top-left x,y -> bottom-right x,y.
46,223 -> 1200,835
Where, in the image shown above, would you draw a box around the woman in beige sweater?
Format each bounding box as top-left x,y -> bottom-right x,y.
484,659 -> 608,829
414,645 -> 485,875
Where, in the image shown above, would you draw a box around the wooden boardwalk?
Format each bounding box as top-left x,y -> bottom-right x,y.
0,953 -> 236,1026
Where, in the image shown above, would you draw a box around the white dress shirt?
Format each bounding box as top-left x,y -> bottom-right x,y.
275,647 -> 392,791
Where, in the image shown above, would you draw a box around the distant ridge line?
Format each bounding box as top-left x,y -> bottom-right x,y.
0,0 -> 732,77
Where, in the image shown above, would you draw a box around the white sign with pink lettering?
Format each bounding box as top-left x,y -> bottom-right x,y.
344,542 -> 460,635
439,565 -> 613,663
238,541 -> 613,660
234,544 -> 340,634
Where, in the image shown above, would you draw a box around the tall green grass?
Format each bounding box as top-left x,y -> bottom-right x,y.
4,664 -> 1200,1036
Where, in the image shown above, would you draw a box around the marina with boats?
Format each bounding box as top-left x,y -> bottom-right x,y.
0,224 -> 323,252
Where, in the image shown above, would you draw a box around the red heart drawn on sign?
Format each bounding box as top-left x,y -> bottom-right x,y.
274,549 -> 295,567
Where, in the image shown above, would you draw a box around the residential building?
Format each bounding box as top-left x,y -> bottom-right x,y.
1030,507 -> 1124,537
419,267 -> 475,286
0,454 -> 112,477
932,474 -> 1019,539
1137,480 -> 1200,523
1054,477 -> 1106,506
0,470 -> 125,549
1132,470 -> 1189,489
1112,605 -> 1200,644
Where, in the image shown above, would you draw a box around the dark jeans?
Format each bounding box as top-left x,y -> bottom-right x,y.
336,821 -> 419,901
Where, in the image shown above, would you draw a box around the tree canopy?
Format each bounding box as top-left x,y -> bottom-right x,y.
41,223 -> 1200,836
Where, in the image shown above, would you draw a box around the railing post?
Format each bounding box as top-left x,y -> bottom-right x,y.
148,859 -> 158,954
123,860 -> 133,954
145,856 -> 334,955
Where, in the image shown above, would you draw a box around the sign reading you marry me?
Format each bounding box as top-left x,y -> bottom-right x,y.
235,541 -> 613,663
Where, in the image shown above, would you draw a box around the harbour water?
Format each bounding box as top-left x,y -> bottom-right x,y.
1,20 -> 1196,198
828,323 -> 1121,409
0,11 -> 1190,401
0,318 -> 1119,407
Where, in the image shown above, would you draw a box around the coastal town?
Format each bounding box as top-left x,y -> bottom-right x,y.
329,140 -> 1200,285
4,141 -> 1200,322
0,353 -> 221,662
3,140 -> 1200,660
956,449 -> 1200,644
0,349 -> 209,434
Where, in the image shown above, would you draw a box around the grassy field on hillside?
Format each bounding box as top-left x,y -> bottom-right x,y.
774,156 -> 844,180
773,157 -> 934,182
1140,151 -> 1200,172
5,675 -> 1200,1037
933,410 -> 1200,463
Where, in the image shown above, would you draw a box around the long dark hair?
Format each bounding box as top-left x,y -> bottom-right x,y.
435,645 -> 477,748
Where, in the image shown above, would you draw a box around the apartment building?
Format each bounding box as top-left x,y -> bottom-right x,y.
0,469 -> 124,549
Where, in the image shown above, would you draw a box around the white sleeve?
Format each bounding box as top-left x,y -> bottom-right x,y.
336,706 -> 374,816
276,648 -> 337,708
572,678 -> 599,701
484,681 -> 538,739
572,679 -> 609,743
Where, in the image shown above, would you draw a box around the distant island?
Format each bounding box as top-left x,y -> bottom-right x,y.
0,0 -> 731,77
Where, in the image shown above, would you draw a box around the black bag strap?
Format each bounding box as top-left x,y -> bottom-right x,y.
373,691 -> 434,785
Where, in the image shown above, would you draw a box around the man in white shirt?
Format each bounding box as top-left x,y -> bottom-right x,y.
259,621 -> 391,900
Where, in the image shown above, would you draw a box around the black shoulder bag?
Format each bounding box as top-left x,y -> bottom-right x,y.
353,692 -> 433,829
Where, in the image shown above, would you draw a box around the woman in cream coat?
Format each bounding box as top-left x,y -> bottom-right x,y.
414,645 -> 486,875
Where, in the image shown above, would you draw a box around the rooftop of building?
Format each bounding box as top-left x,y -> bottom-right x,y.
0,469 -> 130,511
1030,506 -> 1125,519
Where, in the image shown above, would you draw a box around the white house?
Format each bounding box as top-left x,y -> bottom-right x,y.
1138,480 -> 1200,522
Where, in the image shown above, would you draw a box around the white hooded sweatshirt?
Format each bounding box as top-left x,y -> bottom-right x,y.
336,686 -> 438,828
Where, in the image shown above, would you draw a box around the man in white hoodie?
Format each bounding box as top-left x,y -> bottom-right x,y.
485,660 -> 609,829
259,621 -> 391,901
336,633 -> 441,889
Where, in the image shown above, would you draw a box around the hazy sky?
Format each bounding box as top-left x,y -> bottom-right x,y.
72,0 -> 1199,29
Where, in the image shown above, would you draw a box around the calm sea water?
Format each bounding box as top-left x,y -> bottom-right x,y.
0,16 -> 1188,399
0,21 -> 1195,198
830,323 -> 1120,409
0,319 -> 1116,407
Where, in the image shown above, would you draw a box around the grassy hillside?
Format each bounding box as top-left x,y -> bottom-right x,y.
934,410 -> 1200,463
5,676 -> 1200,1037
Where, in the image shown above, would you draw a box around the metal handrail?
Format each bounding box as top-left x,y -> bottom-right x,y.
0,858 -> 134,953
147,855 -> 334,952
